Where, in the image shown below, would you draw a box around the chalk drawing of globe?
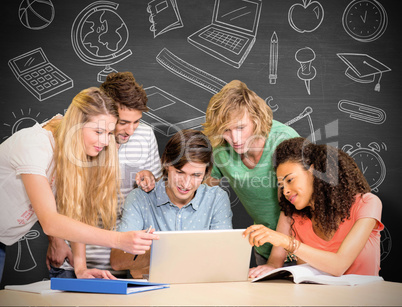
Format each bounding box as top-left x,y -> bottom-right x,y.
71,1 -> 132,82
82,10 -> 129,57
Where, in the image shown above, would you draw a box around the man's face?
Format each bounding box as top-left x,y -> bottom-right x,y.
115,107 -> 142,144
165,162 -> 206,208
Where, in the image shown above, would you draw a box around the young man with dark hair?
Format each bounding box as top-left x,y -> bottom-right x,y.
110,129 -> 233,278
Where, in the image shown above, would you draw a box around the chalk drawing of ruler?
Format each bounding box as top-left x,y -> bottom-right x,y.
156,48 -> 227,94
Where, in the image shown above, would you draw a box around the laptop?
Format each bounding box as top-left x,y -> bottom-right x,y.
148,229 -> 252,284
187,0 -> 262,68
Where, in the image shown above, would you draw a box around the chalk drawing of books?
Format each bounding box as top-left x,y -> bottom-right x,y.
147,0 -> 183,38
142,86 -> 206,136
187,0 -> 262,68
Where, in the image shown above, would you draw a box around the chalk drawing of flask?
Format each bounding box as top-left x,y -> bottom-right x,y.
14,230 -> 40,272
295,47 -> 316,95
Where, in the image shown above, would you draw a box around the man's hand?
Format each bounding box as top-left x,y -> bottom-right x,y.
135,170 -> 155,192
46,236 -> 73,270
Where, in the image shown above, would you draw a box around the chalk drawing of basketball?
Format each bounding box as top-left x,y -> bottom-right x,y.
19,0 -> 55,30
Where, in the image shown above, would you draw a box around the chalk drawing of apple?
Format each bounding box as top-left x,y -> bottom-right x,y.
288,0 -> 324,33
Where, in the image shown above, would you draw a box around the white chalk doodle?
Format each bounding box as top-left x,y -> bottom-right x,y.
14,230 -> 40,272
269,32 -> 278,85
142,86 -> 206,136
285,106 -> 316,144
288,0 -> 324,33
156,48 -> 227,94
342,0 -> 388,43
337,53 -> 391,92
147,0 -> 183,38
8,48 -> 74,101
71,1 -> 132,82
2,108 -> 44,140
338,100 -> 386,124
265,96 -> 278,112
295,47 -> 316,95
342,142 -> 386,193
19,0 -> 55,30
381,226 -> 392,261
187,0 -> 262,68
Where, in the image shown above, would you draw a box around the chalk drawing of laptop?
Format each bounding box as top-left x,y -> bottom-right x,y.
187,0 -> 262,68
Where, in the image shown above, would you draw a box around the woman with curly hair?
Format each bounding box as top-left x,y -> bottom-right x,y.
243,137 -> 383,277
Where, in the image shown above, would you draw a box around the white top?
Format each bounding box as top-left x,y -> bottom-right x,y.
0,121 -> 55,245
61,122 -> 162,276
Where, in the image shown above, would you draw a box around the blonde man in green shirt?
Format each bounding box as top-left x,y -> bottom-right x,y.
203,80 -> 299,279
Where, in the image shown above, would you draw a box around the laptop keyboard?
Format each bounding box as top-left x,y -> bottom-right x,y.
199,27 -> 248,54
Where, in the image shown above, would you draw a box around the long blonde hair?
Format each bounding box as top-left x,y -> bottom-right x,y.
52,87 -> 120,230
203,80 -> 273,148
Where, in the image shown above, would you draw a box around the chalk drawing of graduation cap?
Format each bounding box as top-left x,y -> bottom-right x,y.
337,53 -> 391,92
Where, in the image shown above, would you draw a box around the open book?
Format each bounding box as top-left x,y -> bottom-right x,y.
252,264 -> 383,286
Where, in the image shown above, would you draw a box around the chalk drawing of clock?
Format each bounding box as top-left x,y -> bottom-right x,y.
342,0 -> 388,42
342,142 -> 386,192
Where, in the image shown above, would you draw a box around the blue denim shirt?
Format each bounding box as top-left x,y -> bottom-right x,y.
118,180 -> 233,232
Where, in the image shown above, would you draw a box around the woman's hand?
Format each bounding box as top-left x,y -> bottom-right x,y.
248,263 -> 277,279
243,225 -> 289,248
135,170 -> 155,192
117,230 -> 159,255
75,268 -> 116,279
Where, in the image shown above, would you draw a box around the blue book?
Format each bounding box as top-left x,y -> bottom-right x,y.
51,278 -> 169,295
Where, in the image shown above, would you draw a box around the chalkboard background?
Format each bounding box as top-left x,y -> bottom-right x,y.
1,0 -> 401,287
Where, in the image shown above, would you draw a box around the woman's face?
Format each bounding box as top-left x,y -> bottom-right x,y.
222,112 -> 256,154
82,114 -> 117,157
276,161 -> 315,210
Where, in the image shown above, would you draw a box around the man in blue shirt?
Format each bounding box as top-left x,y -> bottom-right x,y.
110,129 -> 233,278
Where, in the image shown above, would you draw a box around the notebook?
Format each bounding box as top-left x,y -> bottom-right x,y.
50,278 -> 169,295
187,0 -> 262,68
149,229 -> 252,284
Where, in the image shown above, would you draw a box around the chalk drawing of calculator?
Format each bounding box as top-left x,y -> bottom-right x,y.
9,47 -> 74,101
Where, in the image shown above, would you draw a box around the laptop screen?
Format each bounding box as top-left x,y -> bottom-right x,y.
214,0 -> 261,34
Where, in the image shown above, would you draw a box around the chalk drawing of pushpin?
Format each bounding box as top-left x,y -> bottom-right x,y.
295,47 -> 316,95
14,230 -> 40,272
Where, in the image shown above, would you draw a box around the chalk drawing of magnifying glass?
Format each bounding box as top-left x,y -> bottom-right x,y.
14,230 -> 40,272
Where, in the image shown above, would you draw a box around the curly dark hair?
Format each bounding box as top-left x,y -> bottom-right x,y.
100,71 -> 149,112
273,137 -> 371,236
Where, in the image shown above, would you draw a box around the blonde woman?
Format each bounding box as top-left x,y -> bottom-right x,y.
0,87 -> 157,282
203,80 -> 299,277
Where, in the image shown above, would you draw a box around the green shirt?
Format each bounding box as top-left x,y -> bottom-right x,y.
211,120 -> 300,259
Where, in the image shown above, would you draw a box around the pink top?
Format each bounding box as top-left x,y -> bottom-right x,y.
293,193 -> 384,275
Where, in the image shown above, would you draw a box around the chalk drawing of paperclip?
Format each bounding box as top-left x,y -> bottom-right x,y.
14,229 -> 40,272
338,100 -> 386,125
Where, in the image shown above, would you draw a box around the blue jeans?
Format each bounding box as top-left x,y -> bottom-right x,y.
49,266 -> 76,279
0,242 -> 6,284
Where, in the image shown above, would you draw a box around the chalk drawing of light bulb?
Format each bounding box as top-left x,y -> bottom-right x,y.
14,230 -> 40,272
295,47 -> 316,95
